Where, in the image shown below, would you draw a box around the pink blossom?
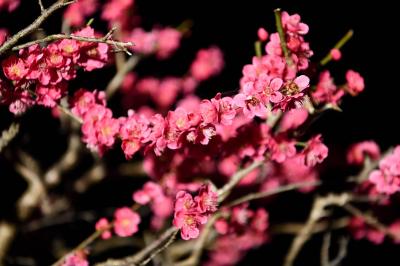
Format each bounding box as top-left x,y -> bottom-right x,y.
330,48 -> 341,61
200,100 -> 218,124
233,93 -> 267,119
0,28 -> 7,45
173,211 -> 207,240
347,141 -> 381,165
257,27 -> 268,41
346,70 -> 364,95
64,0 -> 98,27
156,28 -> 182,59
312,70 -> 344,106
0,0 -> 19,12
101,0 -> 133,22
62,251 -> 88,266
302,135 -> 329,167
95,218 -> 112,239
114,207 -> 141,237
194,184 -> 218,213
190,46 -> 224,81
369,146 -> 400,195
2,55 -> 28,81
279,108 -> 308,131
269,138 -> 296,163
281,11 -> 309,35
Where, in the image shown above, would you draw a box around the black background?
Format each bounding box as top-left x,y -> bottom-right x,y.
1,0 -> 400,265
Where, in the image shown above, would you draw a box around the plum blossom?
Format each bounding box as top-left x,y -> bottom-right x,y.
369,146 -> 400,195
95,218 -> 112,239
347,141 -> 380,165
114,207 -> 141,237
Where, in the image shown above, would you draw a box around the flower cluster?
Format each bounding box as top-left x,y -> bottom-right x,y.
0,0 -> 19,12
95,207 -> 141,238
369,146 -> 400,195
62,251 -> 88,266
1,26 -> 110,114
126,27 -> 182,59
63,0 -> 98,27
133,181 -> 174,229
173,184 -> 218,240
207,206 -> 269,266
347,140 -> 380,165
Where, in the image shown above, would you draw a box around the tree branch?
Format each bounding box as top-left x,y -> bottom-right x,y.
0,123 -> 19,153
105,55 -> 140,99
283,193 -> 351,266
0,0 -> 76,55
11,32 -> 133,52
95,227 -> 179,266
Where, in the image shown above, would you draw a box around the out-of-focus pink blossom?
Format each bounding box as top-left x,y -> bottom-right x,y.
114,207 -> 141,237
369,146 -> 400,195
347,141 -> 381,165
95,218 -> 112,239
190,46 -> 224,81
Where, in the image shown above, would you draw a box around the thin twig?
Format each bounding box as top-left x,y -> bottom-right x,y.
175,213 -> 222,266
228,180 -> 321,207
320,30 -> 354,66
105,55 -> 140,99
329,237 -> 349,266
0,0 -> 76,55
38,0 -> 45,13
274,8 -> 293,66
283,193 -> 351,266
217,160 -> 264,202
12,32 -> 133,52
0,123 -> 19,153
343,204 -> 400,241
271,217 -> 350,235
321,232 -> 332,266
95,227 -> 179,266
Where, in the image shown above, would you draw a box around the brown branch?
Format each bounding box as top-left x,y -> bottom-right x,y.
11,31 -> 133,52
0,222 -> 17,265
105,55 -> 141,99
175,213 -> 222,266
343,203 -> 400,241
227,180 -> 321,207
95,227 -> 179,266
0,0 -> 76,56
283,193 -> 351,266
38,0 -> 45,13
271,217 -> 350,235
44,134 -> 81,187
217,160 -> 264,202
0,123 -> 19,153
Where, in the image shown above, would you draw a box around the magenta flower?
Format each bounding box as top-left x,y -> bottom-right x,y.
114,207 -> 141,237
302,135 -> 329,167
347,141 -> 381,165
2,55 -> 28,81
190,46 -> 224,81
234,93 -> 268,119
95,218 -> 112,240
195,184 -> 218,213
346,70 -> 364,95
369,146 -> 400,195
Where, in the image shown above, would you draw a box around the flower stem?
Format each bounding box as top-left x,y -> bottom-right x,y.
320,30 -> 353,66
254,41 -> 262,58
274,8 -> 293,66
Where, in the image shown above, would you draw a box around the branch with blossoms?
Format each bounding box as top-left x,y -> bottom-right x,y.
2,1 -> 400,266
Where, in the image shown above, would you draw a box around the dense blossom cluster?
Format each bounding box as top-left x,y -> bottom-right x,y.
1,26 -> 110,114
207,205 -> 269,266
4,2 -> 397,265
172,184 -> 218,240
369,146 -> 400,194
95,207 -> 141,238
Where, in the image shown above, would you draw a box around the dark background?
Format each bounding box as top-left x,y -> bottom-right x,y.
1,0 -> 400,265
